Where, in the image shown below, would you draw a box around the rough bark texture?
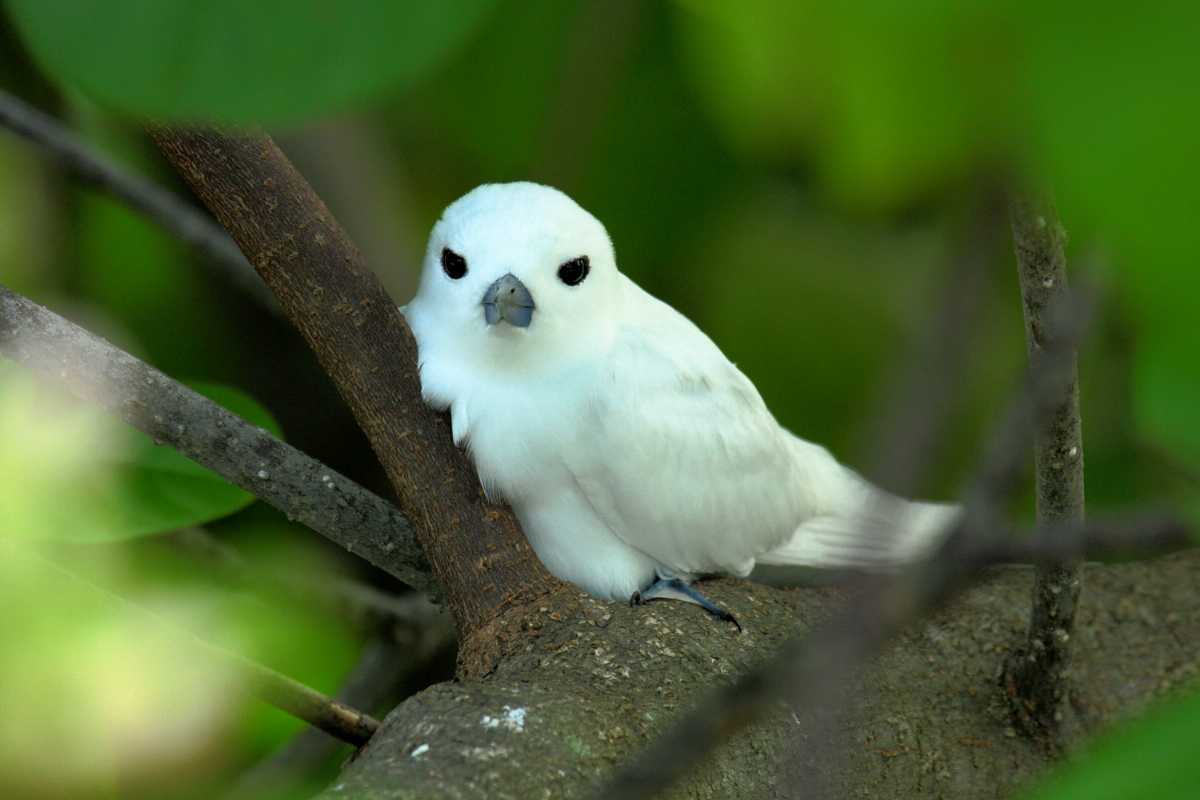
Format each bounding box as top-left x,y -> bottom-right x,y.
0,284 -> 430,592
1003,196 -> 1085,737
150,129 -> 562,674
324,552 -> 1200,799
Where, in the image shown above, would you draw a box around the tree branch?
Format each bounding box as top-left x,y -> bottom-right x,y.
227,630 -> 454,800
1002,194 -> 1085,739
27,548 -> 383,747
149,128 -> 561,673
985,514 -> 1188,563
0,283 -> 434,594
223,641 -> 382,747
0,90 -> 270,306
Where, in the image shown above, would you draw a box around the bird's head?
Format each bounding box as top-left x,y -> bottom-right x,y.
406,182 -> 621,376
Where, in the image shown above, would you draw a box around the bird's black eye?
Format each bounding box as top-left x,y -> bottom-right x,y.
557,256 -> 589,287
441,248 -> 467,280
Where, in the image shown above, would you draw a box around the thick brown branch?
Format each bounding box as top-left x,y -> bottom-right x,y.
1002,194 -> 1085,739
0,283 -> 433,594
149,129 -> 560,669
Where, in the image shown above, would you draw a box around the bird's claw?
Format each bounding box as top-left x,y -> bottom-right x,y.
629,577 -> 743,632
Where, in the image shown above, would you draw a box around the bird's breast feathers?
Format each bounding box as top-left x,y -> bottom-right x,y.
421,283 -> 812,576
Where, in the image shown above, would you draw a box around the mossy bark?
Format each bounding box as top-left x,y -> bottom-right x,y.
325,551 -> 1200,799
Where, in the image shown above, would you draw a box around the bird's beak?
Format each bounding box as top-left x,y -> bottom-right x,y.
482,273 -> 535,328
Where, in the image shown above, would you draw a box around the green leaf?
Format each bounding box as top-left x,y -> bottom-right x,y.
1023,686 -> 1200,800
0,366 -> 281,541
5,0 -> 498,123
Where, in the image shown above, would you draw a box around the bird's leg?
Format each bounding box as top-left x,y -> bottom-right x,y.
629,577 -> 742,632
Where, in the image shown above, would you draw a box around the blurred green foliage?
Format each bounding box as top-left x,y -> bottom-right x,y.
0,366 -> 279,542
0,541 -> 357,799
1024,684 -> 1200,800
5,0 -> 499,124
0,0 -> 1197,797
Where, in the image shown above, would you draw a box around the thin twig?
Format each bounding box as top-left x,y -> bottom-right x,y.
0,89 -> 272,307
24,547 -> 383,747
983,514 -> 1188,564
222,644 -> 381,747
1001,194 -> 1085,738
0,283 -> 435,595
227,629 -> 454,800
226,639 -> 404,800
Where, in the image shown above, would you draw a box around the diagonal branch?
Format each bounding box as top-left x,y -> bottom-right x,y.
149,129 -> 561,673
28,548 -> 383,747
1001,193 -> 1086,738
227,629 -> 454,800
223,640 -> 382,747
0,89 -> 270,306
0,282 -> 434,595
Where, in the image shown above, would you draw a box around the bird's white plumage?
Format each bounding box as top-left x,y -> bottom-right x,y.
405,182 -> 956,601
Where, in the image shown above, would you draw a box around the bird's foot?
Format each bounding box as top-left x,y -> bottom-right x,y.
628,577 -> 742,632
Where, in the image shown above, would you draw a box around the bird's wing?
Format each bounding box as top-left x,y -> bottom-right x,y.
561,290 -> 809,577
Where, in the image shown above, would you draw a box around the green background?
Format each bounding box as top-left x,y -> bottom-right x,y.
0,1 -> 1196,797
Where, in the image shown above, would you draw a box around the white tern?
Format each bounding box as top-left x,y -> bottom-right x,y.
405,182 -> 958,624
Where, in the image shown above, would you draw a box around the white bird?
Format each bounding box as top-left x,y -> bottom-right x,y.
404,182 -> 958,625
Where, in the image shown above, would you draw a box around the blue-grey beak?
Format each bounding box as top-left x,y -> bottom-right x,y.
482,273 -> 535,328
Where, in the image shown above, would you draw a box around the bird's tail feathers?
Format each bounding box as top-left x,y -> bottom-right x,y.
756,498 -> 959,572
754,435 -> 960,578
